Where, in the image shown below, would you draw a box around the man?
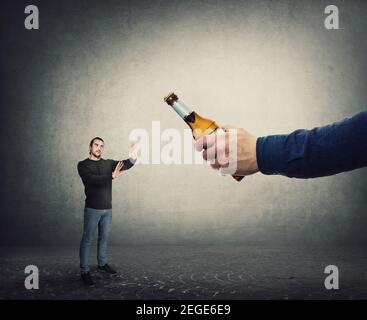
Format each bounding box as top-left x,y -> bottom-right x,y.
194,110 -> 367,178
77,137 -> 138,286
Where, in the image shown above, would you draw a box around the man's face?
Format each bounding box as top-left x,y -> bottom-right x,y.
90,139 -> 104,159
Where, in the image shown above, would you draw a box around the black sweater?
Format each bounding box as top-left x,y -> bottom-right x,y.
77,157 -> 135,209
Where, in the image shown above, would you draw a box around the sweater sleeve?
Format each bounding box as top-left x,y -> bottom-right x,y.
111,158 -> 136,172
77,162 -> 111,185
256,110 -> 367,178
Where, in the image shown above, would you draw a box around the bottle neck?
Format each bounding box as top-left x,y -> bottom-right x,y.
171,100 -> 193,120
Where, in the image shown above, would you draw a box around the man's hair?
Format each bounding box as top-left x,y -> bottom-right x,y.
89,137 -> 104,154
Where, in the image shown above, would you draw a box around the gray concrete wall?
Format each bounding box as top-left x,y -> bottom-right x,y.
1,0 -> 367,246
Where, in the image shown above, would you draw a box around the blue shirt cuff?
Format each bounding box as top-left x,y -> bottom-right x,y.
256,135 -> 288,175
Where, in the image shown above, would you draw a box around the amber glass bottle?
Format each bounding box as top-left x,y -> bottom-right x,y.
164,92 -> 243,181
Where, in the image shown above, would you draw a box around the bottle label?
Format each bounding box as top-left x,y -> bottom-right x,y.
185,112 -> 196,123
172,100 -> 193,119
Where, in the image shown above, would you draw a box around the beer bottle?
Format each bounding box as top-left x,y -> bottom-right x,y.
164,92 -> 244,181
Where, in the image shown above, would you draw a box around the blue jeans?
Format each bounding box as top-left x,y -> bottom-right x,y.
79,207 -> 112,273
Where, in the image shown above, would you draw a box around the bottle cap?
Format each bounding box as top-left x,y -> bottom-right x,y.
164,92 -> 178,106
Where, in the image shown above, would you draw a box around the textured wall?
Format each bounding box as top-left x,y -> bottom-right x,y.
1,0 -> 367,246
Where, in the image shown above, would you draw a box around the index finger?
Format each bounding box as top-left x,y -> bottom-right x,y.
194,133 -> 216,151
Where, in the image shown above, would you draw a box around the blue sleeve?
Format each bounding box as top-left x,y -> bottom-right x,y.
256,111 -> 367,178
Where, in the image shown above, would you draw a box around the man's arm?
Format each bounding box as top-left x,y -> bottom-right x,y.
77,162 -> 111,185
194,110 -> 367,179
112,158 -> 136,172
257,111 -> 367,178
122,158 -> 136,171
112,143 -> 139,172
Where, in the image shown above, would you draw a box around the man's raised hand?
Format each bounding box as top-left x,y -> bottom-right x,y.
129,143 -> 140,160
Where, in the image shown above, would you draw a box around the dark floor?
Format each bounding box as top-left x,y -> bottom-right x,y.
1,245 -> 367,299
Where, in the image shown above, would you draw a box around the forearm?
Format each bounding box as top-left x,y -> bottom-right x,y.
78,164 -> 111,185
121,158 -> 136,171
256,111 -> 367,178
